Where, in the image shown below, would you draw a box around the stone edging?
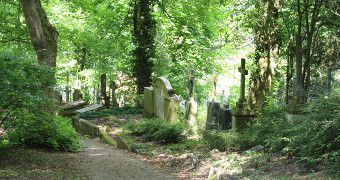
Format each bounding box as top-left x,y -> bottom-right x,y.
72,116 -> 129,150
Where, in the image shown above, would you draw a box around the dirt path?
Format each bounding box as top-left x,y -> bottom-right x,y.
74,138 -> 180,180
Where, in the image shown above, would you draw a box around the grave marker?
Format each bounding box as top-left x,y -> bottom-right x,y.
231,58 -> 255,130
73,89 -> 82,101
185,70 -> 198,135
153,77 -> 174,119
97,74 -> 110,108
206,72 -> 220,130
110,81 -> 118,106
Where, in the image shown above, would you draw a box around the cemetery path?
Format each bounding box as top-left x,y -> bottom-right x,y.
74,138 -> 180,180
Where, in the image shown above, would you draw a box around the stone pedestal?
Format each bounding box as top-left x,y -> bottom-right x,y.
206,101 -> 220,130
73,89 -> 82,101
164,97 -> 181,123
185,97 -> 198,135
231,100 -> 255,130
97,96 -> 110,109
218,103 -> 232,130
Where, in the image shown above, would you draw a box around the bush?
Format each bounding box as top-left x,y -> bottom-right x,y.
0,52 -> 81,151
125,118 -> 185,144
6,111 -> 81,151
203,93 -> 339,176
152,122 -> 185,143
203,130 -> 239,151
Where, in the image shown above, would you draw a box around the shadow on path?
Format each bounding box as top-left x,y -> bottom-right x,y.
75,138 -> 180,180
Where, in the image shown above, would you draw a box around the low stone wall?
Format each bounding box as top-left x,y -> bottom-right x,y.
72,116 -> 129,149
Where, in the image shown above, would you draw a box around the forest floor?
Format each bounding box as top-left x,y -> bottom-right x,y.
0,114 -> 330,180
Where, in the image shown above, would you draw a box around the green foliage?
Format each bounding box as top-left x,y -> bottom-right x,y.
125,118 -> 185,144
203,130 -> 239,152
7,112 -> 81,152
0,53 -> 80,151
203,93 -> 339,176
78,106 -> 143,120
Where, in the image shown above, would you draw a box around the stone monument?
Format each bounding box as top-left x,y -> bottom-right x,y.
143,77 -> 180,122
73,89 -> 82,101
206,72 -> 221,130
185,70 -> 198,135
231,58 -> 255,129
97,74 -> 110,108
110,81 -> 118,107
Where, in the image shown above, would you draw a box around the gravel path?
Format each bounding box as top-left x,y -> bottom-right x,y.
75,138 -> 179,180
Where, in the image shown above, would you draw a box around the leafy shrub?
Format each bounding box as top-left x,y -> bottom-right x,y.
0,52 -> 80,151
6,111 -> 81,151
203,93 -> 339,176
152,122 -> 185,143
125,118 -> 185,144
203,130 -> 239,152
79,106 -> 142,120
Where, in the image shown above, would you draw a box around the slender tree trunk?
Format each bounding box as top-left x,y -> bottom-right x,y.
247,0 -> 280,109
21,0 -> 59,87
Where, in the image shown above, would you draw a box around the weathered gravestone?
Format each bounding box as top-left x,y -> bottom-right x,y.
110,81 -> 118,107
143,77 -> 180,122
206,72 -> 220,130
231,58 -> 255,129
97,74 -> 110,108
218,103 -> 232,130
73,89 -> 82,101
185,70 -> 198,135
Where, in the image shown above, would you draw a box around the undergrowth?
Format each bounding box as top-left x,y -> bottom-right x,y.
203,93 -> 339,177
124,118 -> 185,144
78,106 -> 142,120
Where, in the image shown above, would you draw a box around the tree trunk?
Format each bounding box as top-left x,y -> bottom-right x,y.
132,0 -> 155,94
247,0 -> 280,109
21,0 -> 59,87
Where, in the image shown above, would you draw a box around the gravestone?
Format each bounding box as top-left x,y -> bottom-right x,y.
97,74 -> 110,108
231,58 -> 255,130
153,77 -> 174,119
218,103 -> 232,130
143,86 -> 154,117
143,77 -> 180,122
185,70 -> 198,135
110,81 -> 118,107
73,89 -> 82,101
206,72 -> 221,130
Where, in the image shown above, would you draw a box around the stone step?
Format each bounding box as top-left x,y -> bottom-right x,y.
76,104 -> 104,113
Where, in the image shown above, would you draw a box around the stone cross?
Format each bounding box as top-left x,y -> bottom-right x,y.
211,71 -> 217,101
238,58 -> 248,101
221,90 -> 226,104
188,69 -> 195,98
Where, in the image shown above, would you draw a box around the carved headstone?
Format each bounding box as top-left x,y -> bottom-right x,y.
153,77 -> 174,119
143,77 -> 180,122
